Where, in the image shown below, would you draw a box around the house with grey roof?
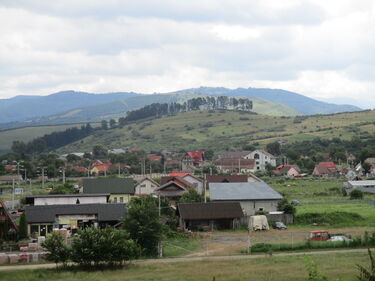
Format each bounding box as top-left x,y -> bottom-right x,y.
82,178 -> 135,203
210,182 -> 283,216
25,203 -> 126,237
343,180 -> 375,194
177,202 -> 244,231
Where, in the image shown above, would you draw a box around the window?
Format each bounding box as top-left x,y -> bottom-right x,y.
30,225 -> 39,235
120,197 -> 124,203
113,197 -> 117,203
140,184 -> 146,187
76,199 -> 80,204
254,153 -> 260,159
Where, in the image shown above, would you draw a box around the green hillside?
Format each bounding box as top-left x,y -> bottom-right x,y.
0,123 -> 99,154
56,109 -> 375,153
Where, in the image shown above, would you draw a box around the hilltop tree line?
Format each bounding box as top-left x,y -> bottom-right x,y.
118,96 -> 253,125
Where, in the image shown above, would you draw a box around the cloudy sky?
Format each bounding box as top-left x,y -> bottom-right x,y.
1,0 -> 374,107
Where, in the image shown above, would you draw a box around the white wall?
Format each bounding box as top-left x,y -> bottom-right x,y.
183,175 -> 204,195
135,179 -> 159,195
246,150 -> 276,171
34,196 -> 107,205
238,200 -> 279,216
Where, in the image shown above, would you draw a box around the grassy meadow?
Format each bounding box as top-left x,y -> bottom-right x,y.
57,109 -> 375,153
0,252 -> 371,281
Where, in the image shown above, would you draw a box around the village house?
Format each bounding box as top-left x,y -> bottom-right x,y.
312,162 -> 338,177
162,173 -> 204,195
82,178 -> 135,203
214,158 -> 255,173
90,160 -> 112,176
0,199 -> 18,239
25,194 -> 109,206
210,182 -> 283,216
134,177 -> 160,196
181,151 -> 204,171
177,202 -> 244,231
25,203 -> 126,237
219,151 -> 252,159
343,180 -> 375,194
154,177 -> 195,202
245,150 -> 277,171
274,164 -> 301,178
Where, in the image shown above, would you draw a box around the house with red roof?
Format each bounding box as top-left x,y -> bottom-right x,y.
90,161 -> 112,176
181,151 -> 204,171
274,164 -> 301,178
147,155 -> 162,162
312,162 -> 338,177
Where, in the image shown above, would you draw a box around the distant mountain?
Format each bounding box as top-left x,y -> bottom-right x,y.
0,87 -> 361,129
170,87 -> 362,115
0,91 -> 140,124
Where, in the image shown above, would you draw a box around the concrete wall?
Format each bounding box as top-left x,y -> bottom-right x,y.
183,175 -> 204,195
239,200 -> 279,216
109,194 -> 132,203
246,150 -> 276,171
135,179 -> 159,195
34,196 -> 107,205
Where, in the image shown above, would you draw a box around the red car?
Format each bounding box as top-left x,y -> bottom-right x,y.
308,230 -> 330,241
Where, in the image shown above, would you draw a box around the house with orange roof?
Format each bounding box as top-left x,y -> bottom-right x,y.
181,151 -> 204,171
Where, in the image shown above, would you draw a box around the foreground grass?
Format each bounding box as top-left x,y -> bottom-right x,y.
0,252 -> 371,281
163,237 -> 202,257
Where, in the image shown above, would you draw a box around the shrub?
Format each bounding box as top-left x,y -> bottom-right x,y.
18,213 -> 28,240
350,189 -> 364,200
42,232 -> 70,267
71,227 -> 139,267
295,211 -> 364,225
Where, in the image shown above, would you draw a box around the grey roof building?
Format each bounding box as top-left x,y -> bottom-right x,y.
210,182 -> 283,216
25,203 -> 126,224
82,178 -> 134,194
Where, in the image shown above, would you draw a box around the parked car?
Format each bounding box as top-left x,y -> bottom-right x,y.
273,221 -> 287,230
328,235 -> 352,242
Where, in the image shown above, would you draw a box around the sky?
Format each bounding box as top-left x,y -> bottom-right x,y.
1,0 -> 375,108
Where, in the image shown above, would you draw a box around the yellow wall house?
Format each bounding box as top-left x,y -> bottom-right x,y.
82,178 -> 135,203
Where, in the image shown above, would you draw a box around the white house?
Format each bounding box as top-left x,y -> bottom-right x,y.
245,150 -> 276,171
182,174 -> 204,195
134,178 -> 160,195
26,194 -> 109,206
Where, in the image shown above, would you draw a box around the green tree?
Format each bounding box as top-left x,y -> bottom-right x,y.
277,198 -> 296,215
123,196 -> 162,256
363,162 -> 372,174
266,142 -> 281,156
41,232 -> 70,267
350,189 -> 363,200
92,145 -> 107,158
18,213 -> 28,240
179,189 -> 203,203
101,120 -> 108,130
357,249 -> 375,281
11,141 -> 27,155
71,227 -> 139,267
109,119 -> 116,129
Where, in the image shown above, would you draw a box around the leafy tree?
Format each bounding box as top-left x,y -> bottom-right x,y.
0,164 -> 5,175
11,141 -> 27,155
109,119 -> 116,129
101,119 -> 108,130
202,164 -> 218,175
277,198 -> 296,215
242,144 -> 256,151
204,150 -> 214,161
92,145 -> 107,158
363,162 -> 372,174
66,154 -> 81,163
266,142 -> 281,156
179,189 -> 203,203
265,163 -> 276,176
71,227 -> 139,267
123,196 -> 162,256
350,189 -> 364,200
18,213 -> 28,240
41,232 -> 70,267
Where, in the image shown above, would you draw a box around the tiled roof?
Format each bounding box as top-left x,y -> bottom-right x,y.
219,151 -> 251,159
186,152 -> 204,163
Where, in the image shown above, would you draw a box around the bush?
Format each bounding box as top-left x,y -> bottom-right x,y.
277,198 -> 296,215
295,211 -> 364,225
71,227 -> 139,267
42,232 -> 70,267
350,189 -> 364,200
18,213 -> 28,240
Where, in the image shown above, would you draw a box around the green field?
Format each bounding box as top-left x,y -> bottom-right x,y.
269,178 -> 375,227
0,123 -> 97,154
56,109 -> 375,153
0,252 -> 371,281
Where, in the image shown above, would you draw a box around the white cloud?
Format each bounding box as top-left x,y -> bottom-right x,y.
0,1 -> 374,107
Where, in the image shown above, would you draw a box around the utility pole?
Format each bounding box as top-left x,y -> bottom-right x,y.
118,163 -> 121,177
204,174 -> 207,203
61,167 -> 66,184
12,179 -> 15,209
41,167 -> 45,189
158,194 -> 162,258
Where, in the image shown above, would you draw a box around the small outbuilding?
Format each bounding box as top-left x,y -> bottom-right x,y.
177,202 -> 244,231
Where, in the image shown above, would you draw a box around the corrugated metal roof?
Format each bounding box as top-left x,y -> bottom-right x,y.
348,180 -> 375,186
178,202 -> 244,220
83,178 -> 134,194
210,182 -> 283,201
25,203 -> 126,223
